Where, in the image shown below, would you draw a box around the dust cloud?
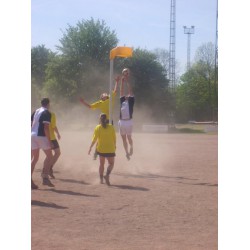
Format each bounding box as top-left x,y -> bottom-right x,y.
33,100 -> 174,185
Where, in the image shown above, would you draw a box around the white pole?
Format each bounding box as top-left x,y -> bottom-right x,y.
109,59 -> 114,124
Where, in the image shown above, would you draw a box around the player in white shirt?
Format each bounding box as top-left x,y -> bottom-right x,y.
118,68 -> 135,160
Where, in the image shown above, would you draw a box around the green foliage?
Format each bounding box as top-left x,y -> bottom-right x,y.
56,18 -> 118,68
115,48 -> 171,122
31,19 -> 218,124
42,18 -> 118,101
31,45 -> 54,86
153,48 -> 169,76
44,56 -> 80,101
176,42 -> 218,122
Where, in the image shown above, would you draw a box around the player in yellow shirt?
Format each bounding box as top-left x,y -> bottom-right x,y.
49,112 -> 61,179
80,76 -> 119,160
79,76 -> 120,122
88,113 -> 116,186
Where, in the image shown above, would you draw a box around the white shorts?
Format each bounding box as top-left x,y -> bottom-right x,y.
31,134 -> 51,150
118,119 -> 133,136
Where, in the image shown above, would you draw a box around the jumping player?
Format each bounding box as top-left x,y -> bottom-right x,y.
118,68 -> 135,160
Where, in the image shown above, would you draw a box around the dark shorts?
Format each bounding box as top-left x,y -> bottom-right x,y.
97,152 -> 116,157
51,139 -> 60,149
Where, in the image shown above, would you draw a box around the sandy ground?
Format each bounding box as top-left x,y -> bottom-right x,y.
32,130 -> 218,250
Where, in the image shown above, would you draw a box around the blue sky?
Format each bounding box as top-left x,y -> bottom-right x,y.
32,0 -> 217,73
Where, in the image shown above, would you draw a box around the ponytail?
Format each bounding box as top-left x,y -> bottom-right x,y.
100,113 -> 107,128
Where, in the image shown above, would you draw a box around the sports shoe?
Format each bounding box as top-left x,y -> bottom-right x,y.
129,147 -> 133,156
49,169 -> 55,179
43,178 -> 55,187
104,175 -> 110,186
31,179 -> 38,190
126,153 -> 130,160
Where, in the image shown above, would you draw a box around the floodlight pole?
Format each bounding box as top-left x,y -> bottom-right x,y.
213,0 -> 218,122
183,26 -> 195,71
109,47 -> 133,124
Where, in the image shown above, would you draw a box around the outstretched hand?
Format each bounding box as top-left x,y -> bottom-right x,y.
122,74 -> 129,82
115,75 -> 121,82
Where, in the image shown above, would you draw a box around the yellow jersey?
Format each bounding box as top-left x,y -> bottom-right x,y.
92,124 -> 116,154
90,92 -> 116,120
49,112 -> 56,140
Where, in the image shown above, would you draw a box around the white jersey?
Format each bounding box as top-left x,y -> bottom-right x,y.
120,100 -> 130,120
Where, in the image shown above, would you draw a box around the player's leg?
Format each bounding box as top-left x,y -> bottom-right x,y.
49,140 -> 61,179
42,148 -> 54,186
31,149 -> 39,175
119,120 -> 130,160
121,134 -> 130,160
127,120 -> 133,156
31,149 -> 39,189
127,134 -> 133,156
31,135 -> 40,189
40,137 -> 54,187
99,156 -> 105,184
104,157 -> 115,186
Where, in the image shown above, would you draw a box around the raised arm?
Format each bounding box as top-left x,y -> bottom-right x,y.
113,75 -> 120,94
121,68 -> 132,96
79,97 -> 91,109
120,76 -> 125,97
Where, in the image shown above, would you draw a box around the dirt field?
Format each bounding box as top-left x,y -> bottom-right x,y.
32,130 -> 218,250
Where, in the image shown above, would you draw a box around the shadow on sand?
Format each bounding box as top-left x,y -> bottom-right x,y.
31,200 -> 68,209
114,173 -> 217,187
58,178 -> 90,185
42,189 -> 100,197
179,182 -> 218,187
111,184 -> 149,191
114,172 -> 198,181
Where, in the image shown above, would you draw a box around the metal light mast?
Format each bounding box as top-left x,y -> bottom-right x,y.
169,0 -> 176,92
167,0 -> 176,129
214,0 -> 218,121
183,26 -> 195,71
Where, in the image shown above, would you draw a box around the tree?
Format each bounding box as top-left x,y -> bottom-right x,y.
44,18 -> 119,101
115,48 -> 170,122
194,42 -> 215,68
153,48 -> 169,76
31,45 -> 54,87
32,19 -> 172,123
57,18 -> 118,68
31,45 -> 56,109
176,42 -> 217,122
194,42 -> 217,120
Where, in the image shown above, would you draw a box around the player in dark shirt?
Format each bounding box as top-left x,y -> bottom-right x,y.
31,98 -> 54,189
